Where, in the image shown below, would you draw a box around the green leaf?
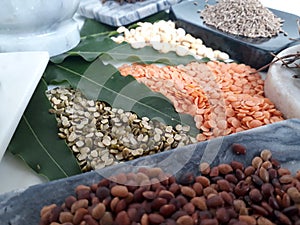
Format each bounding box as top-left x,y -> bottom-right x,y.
7,79 -> 82,180
51,36 -> 201,66
44,57 -> 199,135
80,19 -> 116,37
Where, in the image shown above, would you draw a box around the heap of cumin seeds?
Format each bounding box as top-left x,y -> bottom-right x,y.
200,0 -> 285,38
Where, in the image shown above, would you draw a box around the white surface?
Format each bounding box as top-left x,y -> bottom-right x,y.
0,0 -> 298,195
265,45 -> 300,119
0,0 -> 81,57
0,52 -> 49,161
260,0 -> 300,16
0,51 -> 49,194
0,152 -> 47,194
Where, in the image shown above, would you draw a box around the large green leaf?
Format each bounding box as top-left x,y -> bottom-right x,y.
7,79 -> 82,180
51,36 -> 201,66
7,12 -> 201,181
44,57 -> 198,135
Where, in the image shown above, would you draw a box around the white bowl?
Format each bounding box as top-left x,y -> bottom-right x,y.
0,0 -> 81,56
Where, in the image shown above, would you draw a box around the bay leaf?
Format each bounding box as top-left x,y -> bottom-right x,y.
7,79 -> 82,180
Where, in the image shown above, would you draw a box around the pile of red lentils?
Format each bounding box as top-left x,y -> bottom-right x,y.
119,61 -> 284,141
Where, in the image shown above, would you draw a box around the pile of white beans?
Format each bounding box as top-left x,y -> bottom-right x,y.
111,20 -> 230,61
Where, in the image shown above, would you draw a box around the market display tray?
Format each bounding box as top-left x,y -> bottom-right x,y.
78,0 -> 182,27
1,119 -> 300,224
169,0 -> 300,69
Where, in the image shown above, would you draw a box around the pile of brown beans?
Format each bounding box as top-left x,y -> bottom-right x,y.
39,145 -> 300,225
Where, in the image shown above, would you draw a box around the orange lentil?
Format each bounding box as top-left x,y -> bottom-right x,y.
118,61 -> 284,142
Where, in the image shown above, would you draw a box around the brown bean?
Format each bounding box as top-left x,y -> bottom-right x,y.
127,207 -> 138,222
251,204 -> 269,216
110,197 -> 119,212
199,162 -> 211,175
176,215 -> 194,225
281,193 -> 291,208
73,208 -> 88,225
268,169 -> 278,180
262,161 -> 272,170
244,166 -> 256,177
274,210 -> 292,225
259,167 -> 269,183
111,185 -> 129,198
235,169 -> 245,180
200,218 -> 218,225
260,149 -> 272,161
115,199 -> 127,213
218,164 -> 233,174
230,160 -> 244,171
216,208 -> 230,223
151,197 -> 168,211
252,157 -> 263,169
232,143 -> 246,155
178,172 -> 195,185
181,186 -> 196,198
158,190 -> 175,200
59,211 -> 73,223
217,179 -> 232,192
141,214 -> 149,225
233,199 -> 246,213
83,214 -> 99,225
96,186 -> 110,201
249,188 -> 263,203
100,212 -> 113,225
169,183 -> 180,195
252,174 -> 264,186
115,211 -> 131,225
257,216 -> 275,225
71,199 -> 89,214
283,205 -> 299,216
191,197 -> 207,210
76,185 -> 91,200
148,213 -> 165,224
195,176 -> 210,187
261,183 -> 274,198
234,181 -> 250,196
134,187 -> 147,202
143,191 -> 156,200
192,182 -> 203,196
171,210 -> 188,220
40,204 -> 57,218
206,195 -> 224,208
261,201 -> 273,215
239,215 -> 256,225
219,191 -> 233,206
203,187 -> 218,197
91,203 -> 105,220
287,187 -> 300,203
279,175 -> 294,184
160,204 -> 176,217
209,166 -> 219,177
225,174 -> 238,184
183,202 -> 195,215
64,196 -> 77,210
278,168 -> 291,176
268,196 -> 280,210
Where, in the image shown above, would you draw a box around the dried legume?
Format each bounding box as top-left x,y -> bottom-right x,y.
39,144 -> 300,225
119,61 -> 284,141
112,20 -> 230,60
200,0 -> 285,38
47,87 -> 197,171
